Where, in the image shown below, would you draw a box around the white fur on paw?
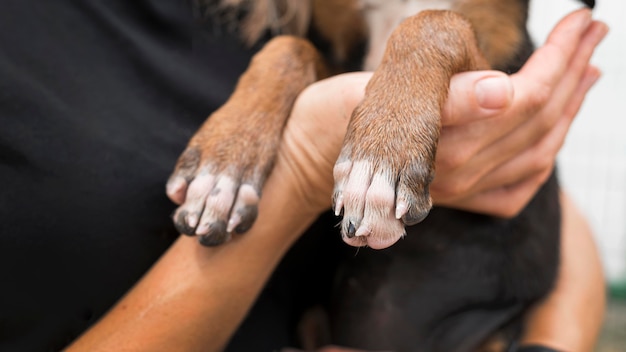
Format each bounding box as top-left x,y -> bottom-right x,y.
339,161 -> 373,237
339,164 -> 406,249
195,176 -> 237,235
332,160 -> 353,216
166,176 -> 188,205
173,171 -> 217,234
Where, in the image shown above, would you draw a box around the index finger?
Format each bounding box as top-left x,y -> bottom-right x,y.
512,9 -> 593,110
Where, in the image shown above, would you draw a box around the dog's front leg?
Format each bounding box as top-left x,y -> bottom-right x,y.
333,10 -> 490,249
167,36 -> 327,246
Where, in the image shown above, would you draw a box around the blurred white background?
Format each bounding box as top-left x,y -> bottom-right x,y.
529,0 -> 626,284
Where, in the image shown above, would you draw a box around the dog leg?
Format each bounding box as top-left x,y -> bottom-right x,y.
333,10 -> 490,249
167,36 -> 327,246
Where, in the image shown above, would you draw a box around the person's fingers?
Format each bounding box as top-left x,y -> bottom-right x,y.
562,65 -> 601,120
437,72 -> 514,170
549,20 -> 608,114
437,10 -> 599,178
469,114 -> 570,198
442,10 -> 592,158
487,65 -> 601,192
514,9 -> 592,108
447,18 -> 606,192
469,35 -> 604,190
478,12 -> 601,162
432,65 -> 601,210
435,167 -> 552,217
479,10 -> 595,163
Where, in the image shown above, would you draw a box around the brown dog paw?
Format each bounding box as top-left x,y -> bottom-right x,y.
166,36 -> 327,246
332,97 -> 437,249
166,108 -> 277,246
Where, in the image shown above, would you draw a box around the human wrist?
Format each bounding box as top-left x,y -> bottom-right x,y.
255,156 -> 327,245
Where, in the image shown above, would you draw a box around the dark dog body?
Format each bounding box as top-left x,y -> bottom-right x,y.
327,175 -> 560,351
169,0 -> 595,350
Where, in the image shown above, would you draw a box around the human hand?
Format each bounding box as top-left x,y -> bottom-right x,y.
276,72 -> 372,217
432,9 -> 608,217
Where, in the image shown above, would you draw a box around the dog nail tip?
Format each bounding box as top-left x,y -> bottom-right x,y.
227,215 -> 240,233
195,223 -> 209,236
333,196 -> 344,216
395,202 -> 408,220
186,214 -> 199,229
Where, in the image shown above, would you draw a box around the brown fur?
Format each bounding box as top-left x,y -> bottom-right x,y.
453,0 -> 527,69
211,0 -> 525,69
209,0 -> 312,46
175,35 -> 327,184
312,0 -> 367,66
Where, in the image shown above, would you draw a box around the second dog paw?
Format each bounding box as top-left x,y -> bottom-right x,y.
166,143 -> 266,246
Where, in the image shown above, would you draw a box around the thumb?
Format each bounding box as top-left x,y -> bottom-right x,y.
442,70 -> 513,126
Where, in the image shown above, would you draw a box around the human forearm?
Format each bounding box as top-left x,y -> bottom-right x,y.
66,162 -> 319,352
519,191 -> 606,351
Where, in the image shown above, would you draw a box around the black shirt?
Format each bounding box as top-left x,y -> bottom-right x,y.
0,1 -> 342,351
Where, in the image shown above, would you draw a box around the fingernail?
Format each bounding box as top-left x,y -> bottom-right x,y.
475,75 -> 513,110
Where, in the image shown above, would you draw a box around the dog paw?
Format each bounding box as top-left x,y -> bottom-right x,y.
166,118 -> 277,246
331,100 -> 438,249
333,157 -> 433,249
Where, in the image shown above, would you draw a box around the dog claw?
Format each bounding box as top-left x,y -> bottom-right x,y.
395,200 -> 408,220
198,221 -> 230,246
173,210 -> 198,236
334,194 -> 344,217
227,204 -> 258,234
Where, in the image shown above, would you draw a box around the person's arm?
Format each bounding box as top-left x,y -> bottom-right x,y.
65,161 -> 322,351
518,191 -> 606,352
64,64 -> 373,352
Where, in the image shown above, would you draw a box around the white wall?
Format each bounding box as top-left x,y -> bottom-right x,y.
529,0 -> 626,282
